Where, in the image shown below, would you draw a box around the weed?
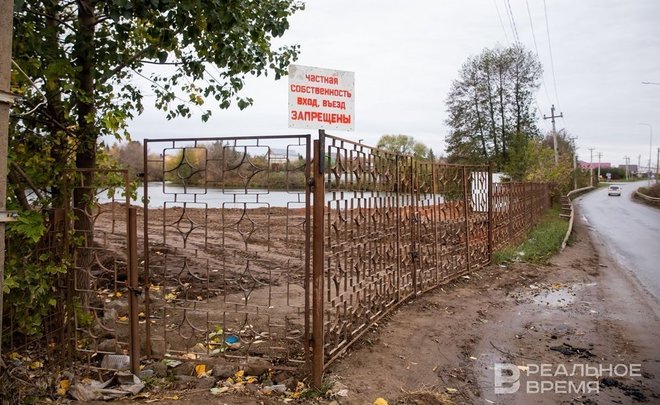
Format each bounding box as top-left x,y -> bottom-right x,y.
299,379 -> 334,399
494,206 -> 568,264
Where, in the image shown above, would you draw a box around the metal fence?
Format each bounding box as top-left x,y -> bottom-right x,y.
2,132 -> 550,387
141,135 -> 311,370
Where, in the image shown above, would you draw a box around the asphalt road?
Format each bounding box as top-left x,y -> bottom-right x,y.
576,181 -> 660,302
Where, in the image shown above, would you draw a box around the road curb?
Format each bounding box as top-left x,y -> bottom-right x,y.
561,186 -> 595,251
634,189 -> 660,207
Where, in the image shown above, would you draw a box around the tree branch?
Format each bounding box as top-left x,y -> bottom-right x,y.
10,162 -> 45,202
24,8 -> 75,31
100,45 -> 156,82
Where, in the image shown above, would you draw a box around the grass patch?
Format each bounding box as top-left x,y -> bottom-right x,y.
638,183 -> 660,198
299,380 -> 334,399
493,205 -> 568,264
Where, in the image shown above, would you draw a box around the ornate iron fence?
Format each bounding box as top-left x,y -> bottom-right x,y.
142,136 -> 311,370
2,133 -> 551,388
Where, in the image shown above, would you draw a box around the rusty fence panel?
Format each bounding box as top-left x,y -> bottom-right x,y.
65,169 -> 137,371
319,133 -> 550,371
321,134 -> 498,367
142,135 -> 311,370
67,169 -> 134,370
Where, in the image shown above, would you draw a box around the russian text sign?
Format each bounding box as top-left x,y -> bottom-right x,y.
288,64 -> 354,131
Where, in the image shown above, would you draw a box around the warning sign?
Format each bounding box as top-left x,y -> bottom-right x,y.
288,64 -> 355,131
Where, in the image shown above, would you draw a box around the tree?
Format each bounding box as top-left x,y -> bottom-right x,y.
445,45 -> 542,171
10,0 -> 302,210
377,134 -> 430,160
523,130 -> 575,195
6,0 -> 302,326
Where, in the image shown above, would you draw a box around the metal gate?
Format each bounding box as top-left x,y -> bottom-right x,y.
142,136 -> 311,369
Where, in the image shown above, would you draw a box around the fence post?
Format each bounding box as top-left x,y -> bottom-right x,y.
0,0 -> 15,366
462,167 -> 471,273
411,157 -> 417,296
395,155 -> 401,301
311,134 -> 325,388
487,162 -> 493,263
142,140 -> 152,357
127,207 -> 140,374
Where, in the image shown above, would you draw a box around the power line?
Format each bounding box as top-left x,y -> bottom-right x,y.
504,0 -> 520,43
543,0 -> 561,109
493,0 -> 510,43
525,0 -> 552,107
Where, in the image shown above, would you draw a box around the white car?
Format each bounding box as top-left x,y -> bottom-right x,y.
607,184 -> 622,196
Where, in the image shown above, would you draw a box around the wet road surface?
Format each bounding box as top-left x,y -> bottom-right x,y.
576,181 -> 660,301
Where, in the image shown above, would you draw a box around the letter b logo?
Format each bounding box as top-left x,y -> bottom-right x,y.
494,363 -> 520,394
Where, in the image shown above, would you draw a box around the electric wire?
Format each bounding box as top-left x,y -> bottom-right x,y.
505,0 -> 521,44
543,0 -> 562,110
525,0 -> 553,108
493,0 -> 510,44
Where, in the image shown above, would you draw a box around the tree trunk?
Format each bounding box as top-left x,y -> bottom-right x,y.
45,3 -> 67,209
73,0 -> 97,305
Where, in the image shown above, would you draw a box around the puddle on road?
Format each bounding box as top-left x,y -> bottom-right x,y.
530,282 -> 597,307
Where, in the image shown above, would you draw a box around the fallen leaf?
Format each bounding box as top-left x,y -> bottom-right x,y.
29,360 -> 43,369
118,316 -> 128,322
210,387 -> 229,395
445,387 -> 458,394
57,379 -> 70,396
195,364 -> 206,378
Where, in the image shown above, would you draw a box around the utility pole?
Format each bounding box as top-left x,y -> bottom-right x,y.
0,0 -> 15,369
543,104 -> 563,165
638,154 -> 641,177
597,152 -> 603,180
569,136 -> 577,189
623,156 -> 630,180
588,147 -> 595,186
656,147 -> 659,184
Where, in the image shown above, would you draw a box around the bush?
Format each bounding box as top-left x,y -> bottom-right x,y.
638,183 -> 660,198
3,210 -> 67,338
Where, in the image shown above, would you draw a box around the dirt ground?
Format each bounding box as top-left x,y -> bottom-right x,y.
81,204 -> 660,405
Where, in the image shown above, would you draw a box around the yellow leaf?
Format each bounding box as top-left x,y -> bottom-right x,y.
8,352 -> 21,361
29,361 -> 43,369
195,364 -> 206,378
118,316 -> 128,322
246,376 -> 257,384
234,369 -> 244,378
57,380 -> 70,396
115,291 -> 123,298
373,399 -> 389,405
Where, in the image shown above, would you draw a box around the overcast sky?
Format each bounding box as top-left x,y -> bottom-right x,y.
125,0 -> 660,168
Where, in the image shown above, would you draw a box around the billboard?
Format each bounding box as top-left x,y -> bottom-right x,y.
288,64 -> 354,131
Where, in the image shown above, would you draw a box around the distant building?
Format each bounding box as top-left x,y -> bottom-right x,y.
618,164 -> 638,174
578,161 -> 611,170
